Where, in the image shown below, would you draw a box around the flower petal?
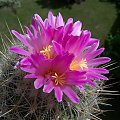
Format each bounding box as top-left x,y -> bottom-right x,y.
66,71 -> 87,85
87,72 -> 108,80
63,86 -> 80,104
52,41 -> 63,55
9,46 -> 30,56
24,74 -> 37,78
43,81 -> 54,93
89,68 -> 109,74
65,18 -> 73,26
21,66 -> 36,73
34,14 -> 44,25
52,54 -> 74,74
54,86 -> 63,102
56,12 -> 64,28
48,11 -> 56,28
19,57 -> 36,73
87,38 -> 99,46
86,80 -> 96,87
86,48 -> 104,60
20,57 -> 31,66
29,53 -> 51,74
12,30 -> 30,47
86,41 -> 100,54
34,78 -> 44,89
90,57 -> 111,66
71,21 -> 82,36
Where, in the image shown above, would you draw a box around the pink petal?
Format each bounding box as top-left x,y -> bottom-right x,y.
64,22 -> 73,35
87,72 -> 108,80
56,12 -> 64,28
25,26 -> 41,52
48,11 -> 56,28
34,14 -> 45,33
9,46 -> 30,56
43,81 -> 54,93
67,32 -> 91,55
21,65 -> 36,73
54,86 -> 63,102
86,48 -> 105,60
20,58 -> 36,73
24,74 -> 37,78
78,85 -> 85,92
31,17 -> 38,30
66,71 -> 87,85
25,26 -> 33,39
86,41 -> 100,53
90,57 -> 111,66
44,18 -> 49,28
79,31 -> 91,48
65,36 -> 79,53
31,25 -> 38,38
12,30 -> 30,47
52,54 -> 74,74
53,27 -> 64,43
52,41 -> 63,55
34,14 -> 44,25
65,18 -> 73,26
67,80 -> 87,85
62,23 -> 73,48
71,21 -> 82,36
34,78 -> 44,89
87,38 -> 99,46
29,53 -> 51,74
20,57 -> 31,66
63,86 -> 80,104
86,80 -> 96,87
89,68 -> 109,74
91,48 -> 105,58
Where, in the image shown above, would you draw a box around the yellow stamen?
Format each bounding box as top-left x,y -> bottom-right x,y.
40,45 -> 52,59
70,58 -> 88,70
52,73 -> 65,86
70,60 -> 79,70
79,58 -> 88,70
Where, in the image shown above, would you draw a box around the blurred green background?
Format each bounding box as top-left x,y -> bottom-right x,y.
0,0 -> 120,120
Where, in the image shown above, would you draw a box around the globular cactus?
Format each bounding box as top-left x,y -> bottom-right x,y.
0,55 -> 107,120
0,12 -> 115,120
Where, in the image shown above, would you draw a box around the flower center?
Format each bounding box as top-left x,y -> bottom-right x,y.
70,58 -> 88,70
79,58 -> 88,70
52,73 -> 65,86
70,60 -> 79,70
40,45 -> 52,59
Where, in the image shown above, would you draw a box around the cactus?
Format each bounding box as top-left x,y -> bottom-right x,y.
0,54 -> 106,120
0,14 -> 116,120
0,37 -> 114,120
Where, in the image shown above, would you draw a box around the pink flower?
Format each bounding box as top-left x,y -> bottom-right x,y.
9,11 -> 111,103
8,12 -> 82,70
62,30 -> 111,83
9,12 -> 96,59
9,12 -> 65,59
24,53 -> 87,103
9,12 -> 98,71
